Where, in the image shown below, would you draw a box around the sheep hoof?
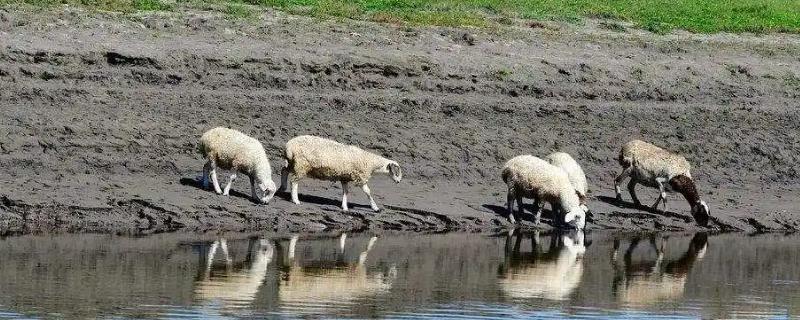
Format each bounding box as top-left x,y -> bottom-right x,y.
372,207 -> 382,213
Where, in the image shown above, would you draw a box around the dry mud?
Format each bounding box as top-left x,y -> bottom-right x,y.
0,9 -> 799,235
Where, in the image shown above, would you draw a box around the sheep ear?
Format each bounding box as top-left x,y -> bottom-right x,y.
388,163 -> 402,178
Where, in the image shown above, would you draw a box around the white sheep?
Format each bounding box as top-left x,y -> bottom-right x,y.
499,230 -> 585,301
279,135 -> 402,212
614,140 -> 710,226
279,235 -> 395,307
198,127 -> 277,203
502,155 -> 586,229
194,238 -> 274,312
545,152 -> 589,212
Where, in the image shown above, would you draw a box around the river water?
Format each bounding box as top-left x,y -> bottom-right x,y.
0,231 -> 797,319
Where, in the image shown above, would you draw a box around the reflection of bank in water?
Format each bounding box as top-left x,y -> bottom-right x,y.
612,233 -> 708,306
498,229 -> 587,301
276,234 -> 396,312
193,238 -> 274,311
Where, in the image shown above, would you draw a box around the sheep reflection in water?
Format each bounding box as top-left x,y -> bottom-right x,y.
278,234 -> 396,306
498,229 -> 587,301
193,238 -> 274,308
612,233 -> 708,306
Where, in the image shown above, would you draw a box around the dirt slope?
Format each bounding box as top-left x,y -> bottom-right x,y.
1,9 -> 799,234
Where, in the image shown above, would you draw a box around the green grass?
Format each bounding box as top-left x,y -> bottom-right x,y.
260,0 -> 800,32
1,0 -> 799,33
133,0 -> 172,11
224,2 -> 254,18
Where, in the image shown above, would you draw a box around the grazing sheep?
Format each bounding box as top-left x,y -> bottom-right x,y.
502,155 -> 586,229
279,135 -> 402,212
499,229 -> 586,301
194,238 -> 274,312
279,235 -> 396,307
614,140 -> 710,226
611,233 -> 708,305
198,127 -> 277,204
545,152 -> 589,212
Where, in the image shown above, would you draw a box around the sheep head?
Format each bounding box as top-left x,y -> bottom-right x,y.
258,179 -> 277,204
563,206 -> 586,230
669,175 -> 710,227
387,161 -> 402,183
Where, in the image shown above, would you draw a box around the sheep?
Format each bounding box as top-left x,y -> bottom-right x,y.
198,127 -> 277,204
499,229 -> 585,301
278,234 -> 396,308
194,238 -> 274,312
614,140 -> 710,226
545,152 -> 589,212
611,233 -> 708,305
279,135 -> 402,212
502,155 -> 586,229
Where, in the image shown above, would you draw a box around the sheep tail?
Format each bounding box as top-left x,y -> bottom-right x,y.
617,149 -> 629,168
501,168 -> 511,184
196,140 -> 207,158
282,147 -> 293,170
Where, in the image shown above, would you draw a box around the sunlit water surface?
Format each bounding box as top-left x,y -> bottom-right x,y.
0,231 -> 798,319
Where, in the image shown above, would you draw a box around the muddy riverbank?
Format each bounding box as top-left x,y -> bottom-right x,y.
0,9 -> 799,235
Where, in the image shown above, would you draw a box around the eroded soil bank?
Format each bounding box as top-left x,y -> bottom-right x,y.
0,9 -> 798,235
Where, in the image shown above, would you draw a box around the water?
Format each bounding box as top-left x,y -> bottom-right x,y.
0,231 -> 798,319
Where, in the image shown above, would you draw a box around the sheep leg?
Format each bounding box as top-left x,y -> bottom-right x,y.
614,167 -> 632,202
516,194 -> 525,221
627,180 -> 641,206
205,240 -> 219,278
339,233 -> 347,252
611,237 -> 620,262
650,235 -> 666,272
361,184 -> 381,212
288,235 -> 299,261
201,160 -> 212,189
210,167 -> 223,195
222,173 -> 237,196
290,181 -> 300,205
220,238 -> 232,271
279,161 -> 289,192
553,202 -> 563,227
358,236 -> 378,265
533,200 -> 543,226
652,194 -> 662,210
250,175 -> 258,201
341,181 -> 349,212
625,237 -> 641,265
652,178 -> 667,211
506,189 -> 517,224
